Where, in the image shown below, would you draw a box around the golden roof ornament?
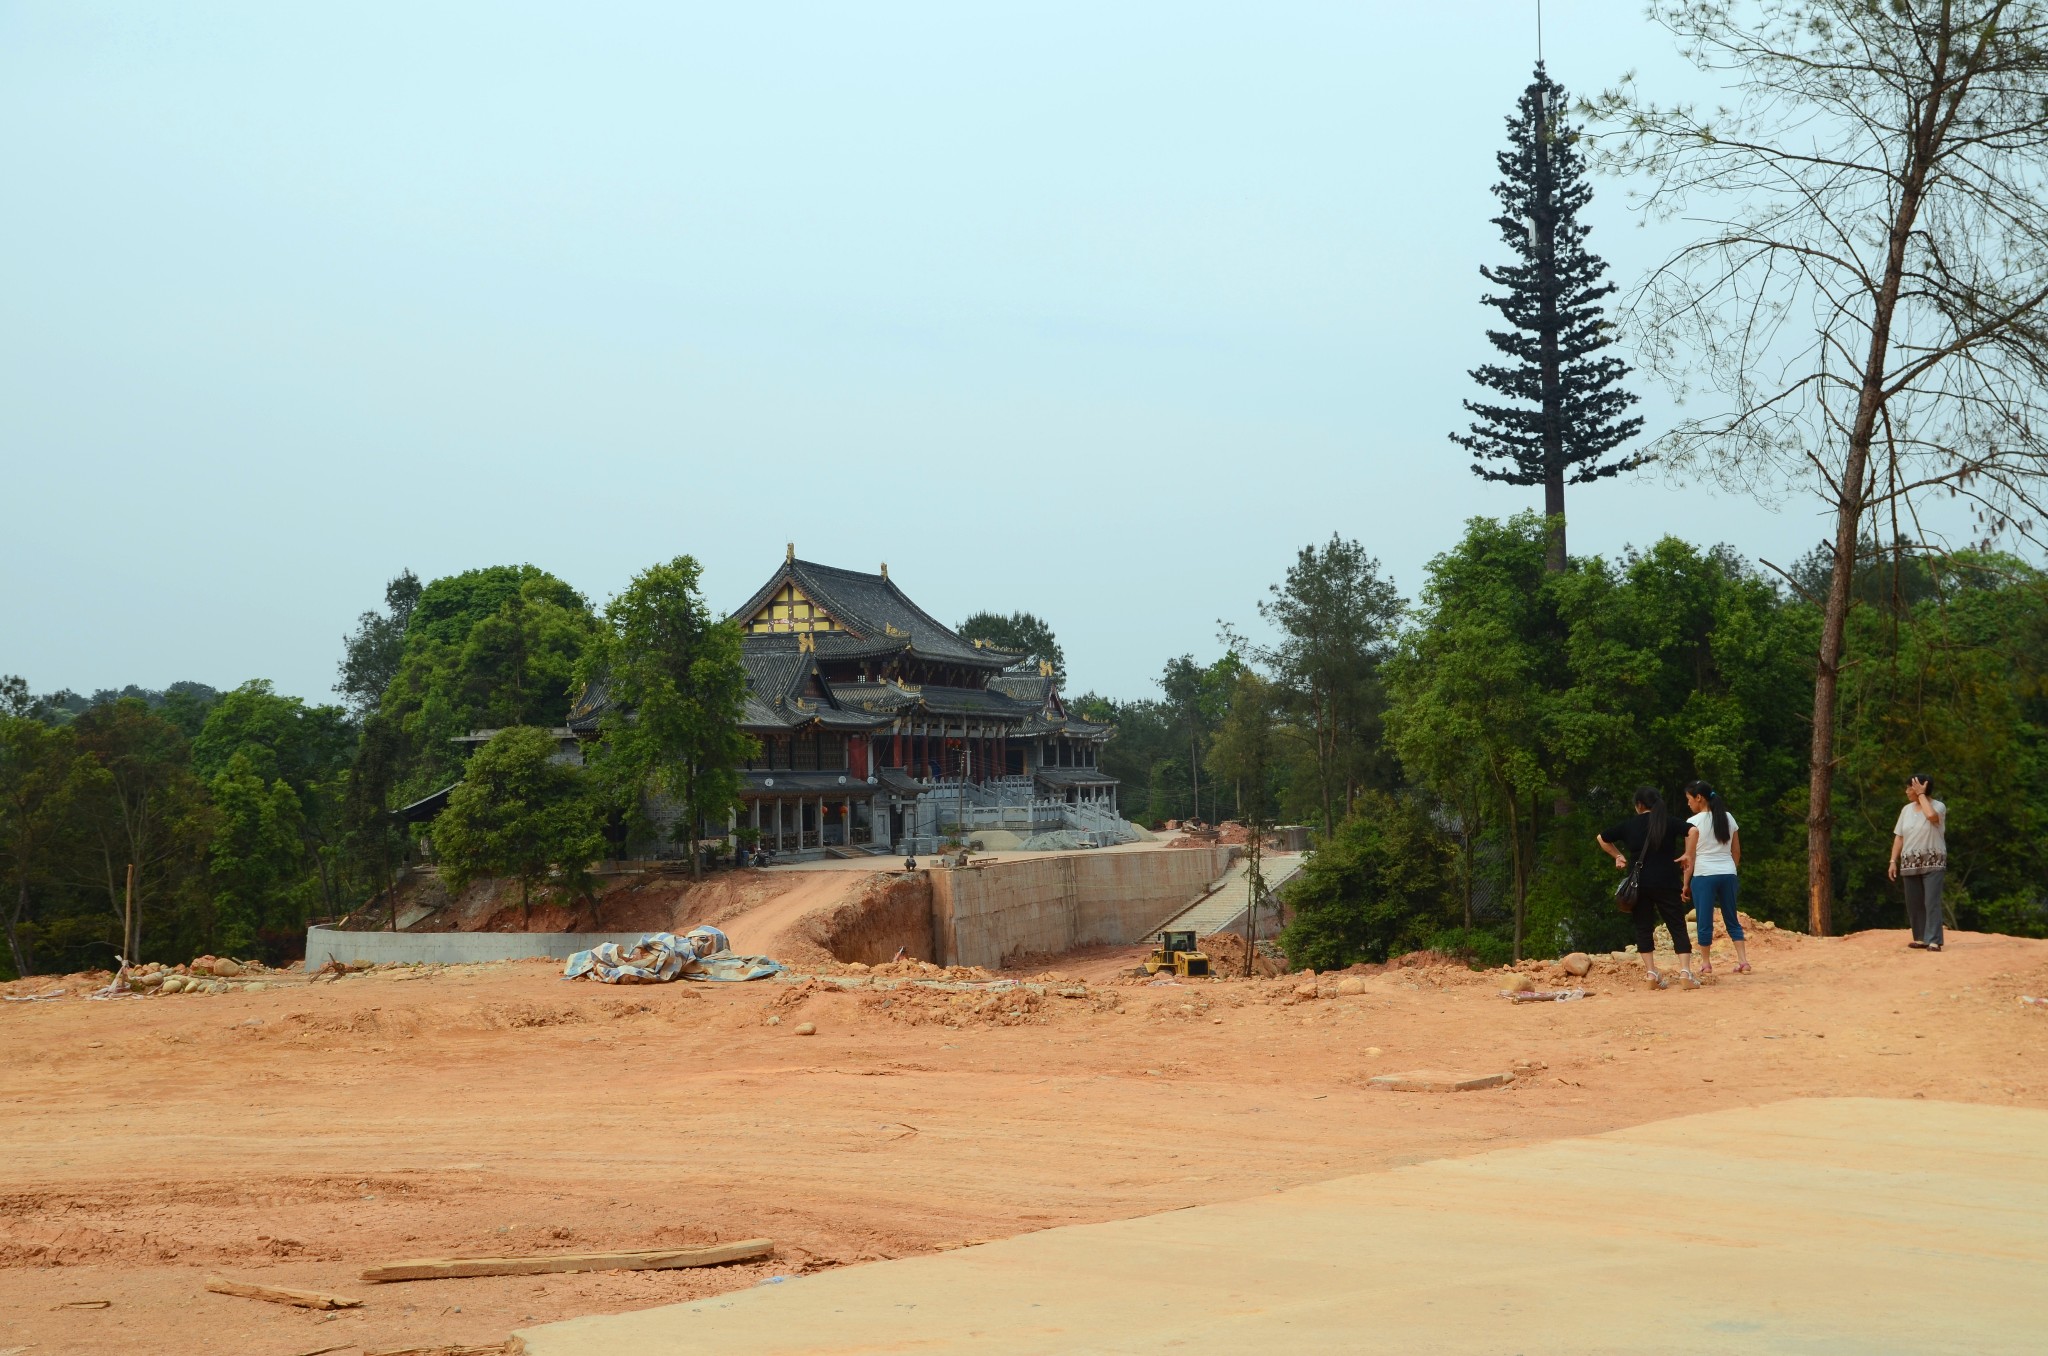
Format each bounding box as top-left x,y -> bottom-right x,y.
1039,660 -> 1054,677
786,542 -> 795,563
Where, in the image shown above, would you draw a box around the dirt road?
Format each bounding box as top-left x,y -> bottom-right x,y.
2,926 -> 2043,1354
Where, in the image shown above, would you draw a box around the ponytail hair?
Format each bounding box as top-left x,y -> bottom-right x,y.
1686,780 -> 1731,843
1633,785 -> 1667,848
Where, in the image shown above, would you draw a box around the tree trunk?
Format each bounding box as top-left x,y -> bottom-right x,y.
1543,476 -> 1567,574
1806,67 -> 1941,934
7,878 -> 32,977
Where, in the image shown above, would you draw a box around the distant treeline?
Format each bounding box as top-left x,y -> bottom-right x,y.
6,517 -> 2046,979
1081,517 -> 2048,967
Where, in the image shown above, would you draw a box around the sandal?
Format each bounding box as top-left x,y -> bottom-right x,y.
1926,942 -> 1943,952
1909,940 -> 1928,949
1678,969 -> 1702,988
1735,961 -> 1752,974
1698,956 -> 1714,976
1645,968 -> 1667,990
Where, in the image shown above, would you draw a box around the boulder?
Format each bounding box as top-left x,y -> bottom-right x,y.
1562,952 -> 1593,977
160,976 -> 186,993
794,1022 -> 818,1036
211,958 -> 244,977
1335,976 -> 1368,996
1505,973 -> 1537,993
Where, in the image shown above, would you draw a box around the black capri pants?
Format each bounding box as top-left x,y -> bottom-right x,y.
1633,884 -> 1693,955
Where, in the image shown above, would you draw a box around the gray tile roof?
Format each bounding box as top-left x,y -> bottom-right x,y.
731,558 -> 1010,668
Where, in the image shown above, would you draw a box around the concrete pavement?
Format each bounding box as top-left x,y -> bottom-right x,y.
514,1097 -> 2048,1355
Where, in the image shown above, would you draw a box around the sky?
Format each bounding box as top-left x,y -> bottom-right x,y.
0,1 -> 1839,706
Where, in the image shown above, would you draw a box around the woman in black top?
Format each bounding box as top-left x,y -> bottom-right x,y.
1596,786 -> 1698,989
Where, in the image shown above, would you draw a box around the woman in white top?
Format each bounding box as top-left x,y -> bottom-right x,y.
1887,773 -> 1948,951
1681,780 -> 1751,975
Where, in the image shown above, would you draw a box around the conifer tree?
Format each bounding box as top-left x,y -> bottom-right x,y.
1453,63 -> 1642,572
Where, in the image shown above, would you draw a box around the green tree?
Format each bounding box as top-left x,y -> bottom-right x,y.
194,680 -> 356,921
1242,536 -> 1404,833
577,556 -> 753,876
206,752 -> 307,955
958,611 -> 1065,681
379,566 -> 601,800
1278,792 -> 1456,970
1454,63 -> 1642,571
67,699 -> 214,965
1385,516 -> 1562,959
434,726 -> 602,926
337,570 -> 421,719
1159,654 -> 1237,823
0,712 -> 83,976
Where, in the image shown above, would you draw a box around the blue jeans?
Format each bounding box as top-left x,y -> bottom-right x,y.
1694,874 -> 1743,946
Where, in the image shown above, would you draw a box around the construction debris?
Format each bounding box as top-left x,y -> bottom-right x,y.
205,1274 -> 361,1309
1502,988 -> 1588,1003
361,1238 -> 773,1282
563,927 -> 783,984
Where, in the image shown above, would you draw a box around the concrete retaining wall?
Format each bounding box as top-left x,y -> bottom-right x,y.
303,925 -> 653,970
929,846 -> 1235,969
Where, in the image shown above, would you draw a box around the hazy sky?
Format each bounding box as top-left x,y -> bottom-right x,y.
2,2 -> 1827,706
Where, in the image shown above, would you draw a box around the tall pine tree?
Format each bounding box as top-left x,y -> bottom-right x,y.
1453,63 -> 1642,572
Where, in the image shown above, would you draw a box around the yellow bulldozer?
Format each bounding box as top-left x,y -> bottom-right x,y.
1141,930 -> 1212,978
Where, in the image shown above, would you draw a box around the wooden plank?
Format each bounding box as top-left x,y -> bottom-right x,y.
360,1237 -> 773,1283
204,1274 -> 362,1309
1367,1069 -> 1516,1094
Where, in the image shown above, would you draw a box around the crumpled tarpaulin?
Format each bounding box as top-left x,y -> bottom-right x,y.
563,926 -> 784,984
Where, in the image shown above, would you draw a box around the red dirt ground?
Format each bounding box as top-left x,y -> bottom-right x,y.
2,925 -> 2044,1354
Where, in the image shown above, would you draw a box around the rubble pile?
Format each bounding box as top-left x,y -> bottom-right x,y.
124,955 -> 283,997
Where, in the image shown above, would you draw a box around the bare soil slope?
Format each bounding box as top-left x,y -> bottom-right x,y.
1,926 -> 2043,1354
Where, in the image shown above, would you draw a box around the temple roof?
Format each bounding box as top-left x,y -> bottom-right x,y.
731,557 -> 1017,669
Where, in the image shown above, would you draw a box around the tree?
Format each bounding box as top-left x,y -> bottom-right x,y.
1240,536 -> 1404,833
1207,670 -> 1286,970
195,681 -> 355,920
958,611 -> 1065,681
378,566 -> 600,800
1454,62 -> 1644,572
337,570 -> 421,719
206,751 -> 306,955
0,713 -> 82,975
434,726 -> 602,926
1385,516 -> 1559,959
1277,792 -> 1456,970
1590,0 -> 2048,933
67,699 -> 213,964
577,556 -> 753,877
1159,655 -> 1236,823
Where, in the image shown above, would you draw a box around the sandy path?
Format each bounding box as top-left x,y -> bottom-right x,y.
713,869 -> 873,956
0,926 -> 2042,1354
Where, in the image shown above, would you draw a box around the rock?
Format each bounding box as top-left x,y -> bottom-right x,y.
160,976 -> 186,993
764,1014 -> 782,1026
1335,977 -> 1367,995
211,958 -> 243,977
245,981 -> 267,992
1364,1046 -> 1383,1057
1562,952 -> 1593,977
1505,974 -> 1536,993
794,1022 -> 817,1036
1293,983 -> 1319,999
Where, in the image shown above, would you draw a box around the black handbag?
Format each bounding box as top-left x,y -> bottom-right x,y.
1615,838 -> 1644,913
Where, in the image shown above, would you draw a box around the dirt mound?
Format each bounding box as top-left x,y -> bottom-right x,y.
1197,932 -> 1286,977
856,984 -> 1050,1028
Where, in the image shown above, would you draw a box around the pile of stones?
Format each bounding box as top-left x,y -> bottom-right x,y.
124,955 -> 278,996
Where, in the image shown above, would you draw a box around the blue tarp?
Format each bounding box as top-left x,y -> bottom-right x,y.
563,926 -> 785,984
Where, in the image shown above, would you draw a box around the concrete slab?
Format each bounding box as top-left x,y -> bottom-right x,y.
513,1098 -> 2048,1355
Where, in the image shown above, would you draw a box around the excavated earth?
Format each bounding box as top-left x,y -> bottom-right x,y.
1,923 -> 2044,1354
